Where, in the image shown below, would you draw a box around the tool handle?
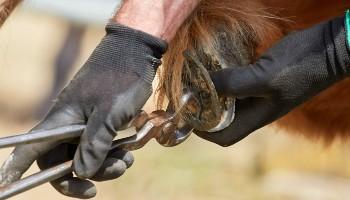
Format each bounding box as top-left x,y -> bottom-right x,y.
0,125 -> 85,149
0,123 -> 154,199
0,161 -> 73,200
0,111 -> 156,199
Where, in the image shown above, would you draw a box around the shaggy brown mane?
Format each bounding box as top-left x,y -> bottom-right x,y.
156,0 -> 284,111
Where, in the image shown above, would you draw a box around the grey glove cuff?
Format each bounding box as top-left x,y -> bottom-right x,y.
88,22 -> 168,83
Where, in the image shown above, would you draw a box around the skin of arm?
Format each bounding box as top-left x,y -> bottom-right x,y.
114,0 -> 201,42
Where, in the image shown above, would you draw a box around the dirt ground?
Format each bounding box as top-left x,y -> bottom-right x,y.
0,9 -> 349,200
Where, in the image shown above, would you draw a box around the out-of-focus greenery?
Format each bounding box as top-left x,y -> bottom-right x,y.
0,9 -> 349,200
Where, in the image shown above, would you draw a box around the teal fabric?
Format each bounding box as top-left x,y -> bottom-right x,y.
345,10 -> 350,48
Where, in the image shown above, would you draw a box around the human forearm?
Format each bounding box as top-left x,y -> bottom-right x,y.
114,0 -> 201,42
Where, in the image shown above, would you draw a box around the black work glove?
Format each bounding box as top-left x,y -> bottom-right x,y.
195,15 -> 350,146
0,23 -> 167,198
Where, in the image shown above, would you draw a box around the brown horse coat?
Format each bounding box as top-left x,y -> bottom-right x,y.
158,0 -> 350,144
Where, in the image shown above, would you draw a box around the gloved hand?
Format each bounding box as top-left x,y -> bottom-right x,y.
0,23 -> 167,198
195,14 -> 350,146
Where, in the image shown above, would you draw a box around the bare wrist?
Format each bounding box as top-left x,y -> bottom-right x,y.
113,0 -> 201,42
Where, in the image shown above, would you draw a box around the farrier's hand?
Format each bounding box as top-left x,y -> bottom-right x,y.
195,14 -> 350,146
0,23 -> 167,198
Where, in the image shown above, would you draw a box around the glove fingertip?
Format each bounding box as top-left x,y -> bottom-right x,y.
123,151 -> 134,168
109,150 -> 134,168
72,148 -> 97,179
51,177 -> 97,199
194,130 -> 236,147
73,127 -> 115,178
92,158 -> 127,182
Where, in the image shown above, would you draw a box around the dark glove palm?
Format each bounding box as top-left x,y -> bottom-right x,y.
196,16 -> 350,146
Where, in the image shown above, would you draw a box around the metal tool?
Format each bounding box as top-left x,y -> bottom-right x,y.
181,51 -> 236,132
0,91 -> 200,199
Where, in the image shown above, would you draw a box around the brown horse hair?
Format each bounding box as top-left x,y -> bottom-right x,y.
157,0 -> 350,145
0,0 -> 22,27
156,0 -> 285,112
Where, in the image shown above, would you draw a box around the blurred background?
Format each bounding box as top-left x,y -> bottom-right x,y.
0,1 -> 350,199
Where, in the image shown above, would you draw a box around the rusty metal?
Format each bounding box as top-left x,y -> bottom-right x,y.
0,91 -> 198,199
182,51 -> 236,132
